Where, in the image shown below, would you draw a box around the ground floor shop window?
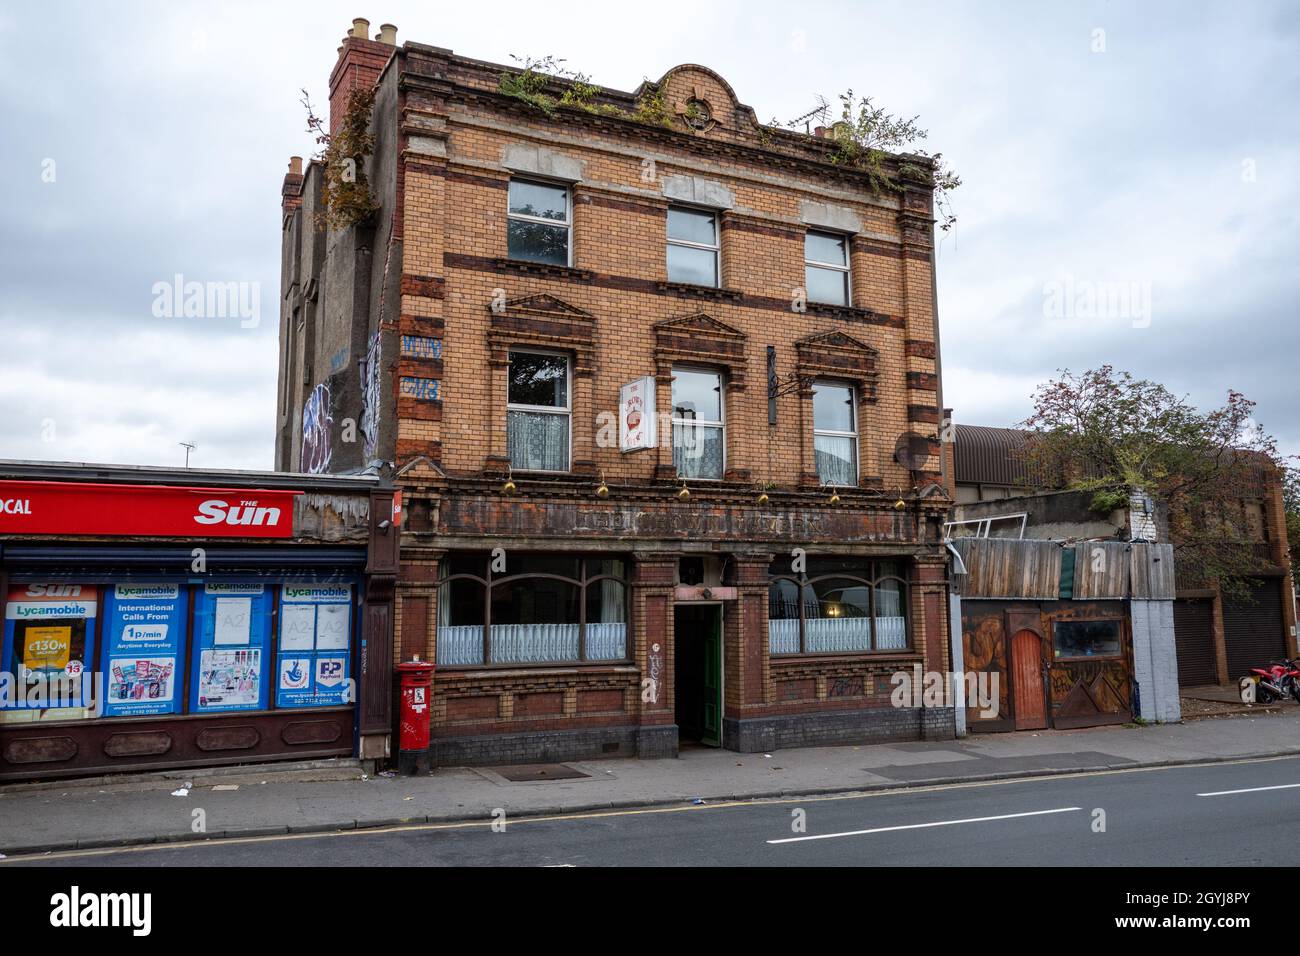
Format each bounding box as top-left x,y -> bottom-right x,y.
103,584 -> 187,716
768,557 -> 910,655
1,577 -> 358,721
190,584 -> 275,713
2,583 -> 98,717
437,554 -> 629,666
276,584 -> 353,708
1052,619 -> 1121,660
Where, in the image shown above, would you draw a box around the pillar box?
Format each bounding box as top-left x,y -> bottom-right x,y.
396,659 -> 435,775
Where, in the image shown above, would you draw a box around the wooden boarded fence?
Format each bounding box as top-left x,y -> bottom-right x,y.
953,538 -> 1174,600
951,538 -> 1062,599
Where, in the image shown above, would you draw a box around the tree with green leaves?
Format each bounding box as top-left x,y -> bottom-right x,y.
1019,365 -> 1288,596
1283,466 -> 1300,571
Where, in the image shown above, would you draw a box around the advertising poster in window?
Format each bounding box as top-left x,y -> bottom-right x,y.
2,583 -> 98,714
102,584 -> 188,717
276,584 -> 353,708
189,583 -> 272,713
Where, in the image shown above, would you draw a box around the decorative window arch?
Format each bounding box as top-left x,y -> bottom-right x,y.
436,553 -> 629,666
767,556 -> 910,656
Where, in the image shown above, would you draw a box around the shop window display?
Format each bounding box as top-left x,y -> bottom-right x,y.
102,583 -> 188,717
276,583 -> 353,708
1,583 -> 98,717
189,583 -> 274,713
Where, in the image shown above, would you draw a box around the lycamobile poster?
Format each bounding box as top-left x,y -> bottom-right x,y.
277,584 -> 352,708
103,584 -> 188,717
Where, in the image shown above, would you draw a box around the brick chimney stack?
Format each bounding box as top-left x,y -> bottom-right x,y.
328,18 -> 397,137
282,155 -> 304,214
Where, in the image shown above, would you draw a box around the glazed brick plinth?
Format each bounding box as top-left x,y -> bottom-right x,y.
430,724 -> 678,766
722,706 -> 956,752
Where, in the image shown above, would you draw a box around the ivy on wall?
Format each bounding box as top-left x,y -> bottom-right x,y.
302,87 -> 381,229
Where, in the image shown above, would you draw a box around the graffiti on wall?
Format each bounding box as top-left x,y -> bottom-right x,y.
301,382 -> 333,474
962,613 -> 1009,719
360,330 -> 382,461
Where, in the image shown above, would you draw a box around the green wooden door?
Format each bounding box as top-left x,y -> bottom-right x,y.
701,609 -> 721,747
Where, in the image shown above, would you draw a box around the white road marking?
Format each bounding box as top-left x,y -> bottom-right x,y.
1197,782 -> 1300,797
767,806 -> 1082,844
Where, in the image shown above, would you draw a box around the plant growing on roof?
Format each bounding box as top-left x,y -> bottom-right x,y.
498,54 -> 566,115
498,56 -> 678,129
301,87 -> 381,228
823,90 -> 961,232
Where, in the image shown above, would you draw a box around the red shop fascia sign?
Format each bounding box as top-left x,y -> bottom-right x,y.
0,480 -> 302,538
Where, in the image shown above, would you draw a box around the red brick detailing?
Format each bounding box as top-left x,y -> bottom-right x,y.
400,274 -> 446,298
328,36 -> 394,137
513,692 -> 565,717
446,696 -> 500,721
400,596 -> 428,660
578,689 -> 625,713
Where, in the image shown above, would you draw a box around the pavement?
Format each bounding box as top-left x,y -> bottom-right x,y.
2,707 -> 1299,859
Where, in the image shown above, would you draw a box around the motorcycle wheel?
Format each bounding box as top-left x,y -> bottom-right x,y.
1257,685 -> 1278,704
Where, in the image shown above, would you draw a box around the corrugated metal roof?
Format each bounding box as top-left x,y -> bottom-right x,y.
952,424 -> 1039,487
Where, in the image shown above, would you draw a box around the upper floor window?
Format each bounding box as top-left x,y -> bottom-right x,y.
671,367 -> 724,480
667,206 -> 719,287
507,179 -> 570,265
813,382 -> 857,487
507,350 -> 570,472
805,231 -> 850,306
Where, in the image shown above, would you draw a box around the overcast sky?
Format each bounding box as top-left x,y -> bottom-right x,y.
2,0 -> 1296,471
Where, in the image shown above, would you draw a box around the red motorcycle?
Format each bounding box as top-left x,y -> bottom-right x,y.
1242,658 -> 1300,704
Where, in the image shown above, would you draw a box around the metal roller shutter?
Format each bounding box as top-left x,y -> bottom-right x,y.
1173,598 -> 1216,685
1223,578 -> 1287,678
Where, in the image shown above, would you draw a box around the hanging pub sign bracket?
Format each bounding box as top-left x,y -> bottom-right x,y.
766,346 -> 814,425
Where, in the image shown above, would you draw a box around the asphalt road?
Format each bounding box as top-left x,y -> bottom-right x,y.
9,755 -> 1300,867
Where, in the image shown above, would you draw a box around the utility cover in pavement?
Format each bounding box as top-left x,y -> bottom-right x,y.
490,763 -> 592,782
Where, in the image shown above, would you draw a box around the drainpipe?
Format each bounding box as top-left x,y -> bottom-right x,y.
946,539 -> 967,736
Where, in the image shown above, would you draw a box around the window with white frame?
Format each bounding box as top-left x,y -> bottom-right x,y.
671,367 -> 724,480
507,351 -> 570,471
507,179 -> 570,265
667,206 -> 719,287
805,231 -> 850,306
813,382 -> 857,487
436,554 -> 629,666
767,556 -> 910,656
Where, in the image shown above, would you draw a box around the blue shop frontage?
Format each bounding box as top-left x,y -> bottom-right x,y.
0,460 -> 398,782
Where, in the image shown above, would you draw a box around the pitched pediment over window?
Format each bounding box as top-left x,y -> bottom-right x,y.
795,329 -> 879,402
487,293 -> 595,373
653,312 -> 747,387
494,293 -> 594,320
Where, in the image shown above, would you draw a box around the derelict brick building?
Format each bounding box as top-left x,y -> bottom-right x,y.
276,18 -> 955,764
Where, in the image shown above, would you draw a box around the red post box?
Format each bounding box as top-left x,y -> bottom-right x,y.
396,659 -> 435,775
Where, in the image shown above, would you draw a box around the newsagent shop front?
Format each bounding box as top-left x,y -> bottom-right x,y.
0,462 -> 398,781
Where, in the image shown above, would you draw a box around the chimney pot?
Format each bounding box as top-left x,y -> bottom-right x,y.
377,23 -> 397,44
351,17 -> 370,40
288,156 -> 303,176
